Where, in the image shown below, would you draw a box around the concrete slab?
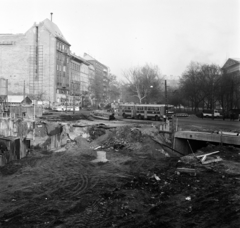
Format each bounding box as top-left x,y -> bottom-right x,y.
174,131 -> 240,155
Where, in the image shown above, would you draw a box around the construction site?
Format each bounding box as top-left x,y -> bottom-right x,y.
0,103 -> 240,228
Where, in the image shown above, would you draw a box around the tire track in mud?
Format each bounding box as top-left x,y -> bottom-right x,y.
0,153 -> 105,227
1,150 -> 133,227
34,154 -> 100,200
64,196 -> 114,228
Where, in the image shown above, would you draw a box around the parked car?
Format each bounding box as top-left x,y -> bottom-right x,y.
202,109 -> 221,118
65,106 -> 79,111
175,113 -> 189,117
52,105 -> 66,111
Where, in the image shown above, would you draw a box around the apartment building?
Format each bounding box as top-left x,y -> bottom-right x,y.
67,54 -> 90,106
0,31 -> 35,96
0,18 -> 112,106
84,53 -> 109,103
0,18 -> 71,104
88,63 -> 96,105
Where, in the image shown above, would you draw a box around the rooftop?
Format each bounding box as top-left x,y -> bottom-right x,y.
40,18 -> 70,46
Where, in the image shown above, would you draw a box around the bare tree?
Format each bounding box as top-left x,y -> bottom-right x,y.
124,64 -> 163,104
180,62 -> 222,111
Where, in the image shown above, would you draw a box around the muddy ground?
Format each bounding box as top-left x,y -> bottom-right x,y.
0,116 -> 240,228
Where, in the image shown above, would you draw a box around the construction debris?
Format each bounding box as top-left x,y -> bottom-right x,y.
1,117 -> 240,228
196,151 -> 223,164
91,151 -> 109,163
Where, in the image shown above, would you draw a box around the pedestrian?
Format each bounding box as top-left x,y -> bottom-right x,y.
109,112 -> 115,121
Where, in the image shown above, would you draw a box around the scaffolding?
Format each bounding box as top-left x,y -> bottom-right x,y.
29,45 -> 43,99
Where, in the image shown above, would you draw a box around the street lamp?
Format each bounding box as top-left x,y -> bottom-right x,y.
72,81 -> 75,114
149,80 -> 168,110
165,80 -> 168,117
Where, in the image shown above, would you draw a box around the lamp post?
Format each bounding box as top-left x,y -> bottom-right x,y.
165,80 -> 168,117
72,81 -> 75,114
150,80 -> 168,108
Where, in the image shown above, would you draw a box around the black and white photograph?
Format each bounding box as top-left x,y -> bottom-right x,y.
0,0 -> 240,227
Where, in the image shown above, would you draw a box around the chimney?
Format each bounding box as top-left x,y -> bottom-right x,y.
50,13 -> 53,21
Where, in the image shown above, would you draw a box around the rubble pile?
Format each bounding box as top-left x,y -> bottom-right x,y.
93,126 -> 178,159
40,113 -> 93,122
88,125 -> 107,140
100,126 -> 143,151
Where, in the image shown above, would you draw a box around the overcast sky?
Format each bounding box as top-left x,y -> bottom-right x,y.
0,0 -> 239,80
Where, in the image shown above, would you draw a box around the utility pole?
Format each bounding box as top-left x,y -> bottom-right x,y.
165,80 -> 168,116
72,81 -> 75,114
23,80 -> 25,99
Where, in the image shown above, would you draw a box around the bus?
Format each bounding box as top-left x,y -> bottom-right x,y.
118,104 -> 174,120
118,104 -> 135,118
166,105 -> 174,118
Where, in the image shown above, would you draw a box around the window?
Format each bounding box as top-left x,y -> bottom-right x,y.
63,66 -> 66,72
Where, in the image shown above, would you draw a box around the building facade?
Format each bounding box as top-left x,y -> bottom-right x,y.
0,31 -> 35,96
221,58 -> 240,110
222,58 -> 240,75
0,18 -> 72,105
0,19 -> 111,106
67,54 -> 90,107
84,53 -> 109,104
88,63 -> 96,105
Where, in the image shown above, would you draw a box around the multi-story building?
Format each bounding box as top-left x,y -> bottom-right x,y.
68,53 -> 89,106
0,31 -> 35,96
88,63 -> 96,105
83,53 -> 109,103
79,57 -> 89,94
0,18 -> 71,104
0,18 -> 112,106
222,58 -> 240,75
221,58 -> 240,110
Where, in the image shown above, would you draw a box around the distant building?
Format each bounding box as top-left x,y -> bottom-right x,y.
222,58 -> 240,75
88,63 -> 96,105
221,58 -> 240,110
68,54 -> 90,106
84,53 -> 109,103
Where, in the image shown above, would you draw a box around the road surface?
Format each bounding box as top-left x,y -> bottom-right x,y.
177,115 -> 240,132
123,115 -> 240,132
47,109 -> 240,132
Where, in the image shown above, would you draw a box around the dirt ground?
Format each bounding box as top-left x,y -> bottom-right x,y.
0,117 -> 240,228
